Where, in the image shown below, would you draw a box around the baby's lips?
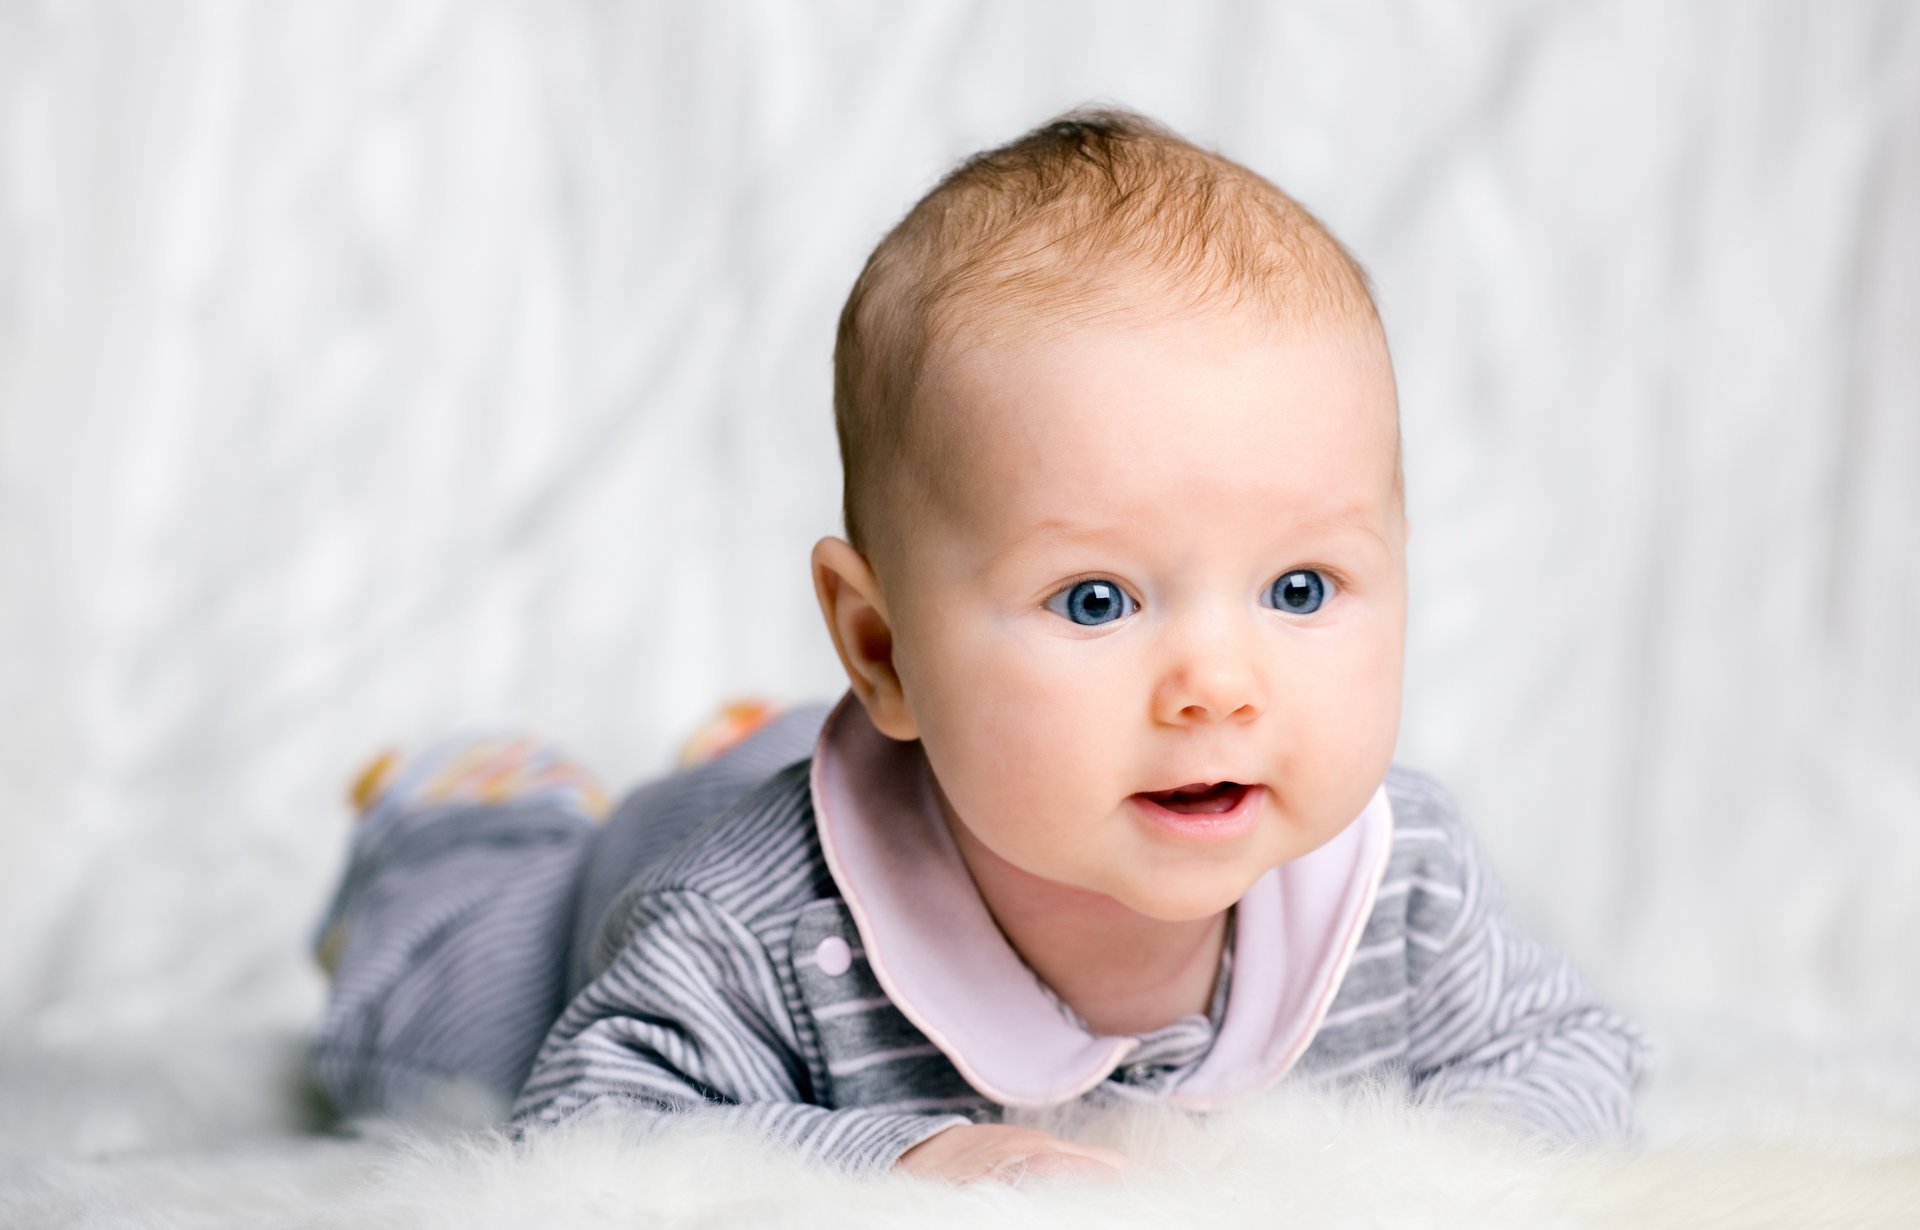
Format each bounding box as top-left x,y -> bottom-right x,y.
1140,780 -> 1239,800
1134,781 -> 1259,817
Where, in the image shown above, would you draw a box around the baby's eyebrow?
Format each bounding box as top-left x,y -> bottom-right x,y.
1007,516 -> 1103,546
988,517 -> 1114,564
974,517 -> 1107,579
1294,508 -> 1390,545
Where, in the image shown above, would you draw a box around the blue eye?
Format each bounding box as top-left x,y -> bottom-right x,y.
1267,570 -> 1332,615
1047,578 -> 1137,626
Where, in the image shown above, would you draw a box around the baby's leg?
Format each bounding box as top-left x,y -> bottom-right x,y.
308,736 -> 607,1124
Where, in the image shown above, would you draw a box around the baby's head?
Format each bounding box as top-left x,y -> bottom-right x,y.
813,109 -> 1407,925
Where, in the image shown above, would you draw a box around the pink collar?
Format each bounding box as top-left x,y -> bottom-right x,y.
809,692 -> 1395,1109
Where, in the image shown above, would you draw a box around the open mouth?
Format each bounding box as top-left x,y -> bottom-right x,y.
1138,781 -> 1252,815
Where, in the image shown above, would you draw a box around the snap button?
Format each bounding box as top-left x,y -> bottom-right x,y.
813,935 -> 852,977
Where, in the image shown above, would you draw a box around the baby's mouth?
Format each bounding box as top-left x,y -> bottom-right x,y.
1137,781 -> 1251,815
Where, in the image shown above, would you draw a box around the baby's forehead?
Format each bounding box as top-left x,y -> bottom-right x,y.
909,308 -> 1399,544
922,296 -> 1394,435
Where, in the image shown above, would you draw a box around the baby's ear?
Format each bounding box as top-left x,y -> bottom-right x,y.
810,537 -> 919,741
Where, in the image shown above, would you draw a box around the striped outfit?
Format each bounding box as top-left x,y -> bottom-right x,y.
311,695 -> 1648,1172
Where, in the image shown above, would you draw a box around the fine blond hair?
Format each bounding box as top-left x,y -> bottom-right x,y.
833,107 -> 1391,562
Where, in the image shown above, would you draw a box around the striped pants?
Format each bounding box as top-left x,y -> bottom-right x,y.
308,703 -> 832,1121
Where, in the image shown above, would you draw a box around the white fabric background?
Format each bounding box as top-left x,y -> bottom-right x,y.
1,0 -> 1915,1127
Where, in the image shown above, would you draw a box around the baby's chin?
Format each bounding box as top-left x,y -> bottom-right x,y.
1099,866 -> 1264,924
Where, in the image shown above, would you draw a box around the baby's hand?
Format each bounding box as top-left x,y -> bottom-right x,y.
895,1123 -> 1128,1186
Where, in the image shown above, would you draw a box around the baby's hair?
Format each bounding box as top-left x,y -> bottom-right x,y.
833,106 -> 1390,562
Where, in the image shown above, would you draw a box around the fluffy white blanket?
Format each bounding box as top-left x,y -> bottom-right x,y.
4,1014 -> 1915,1227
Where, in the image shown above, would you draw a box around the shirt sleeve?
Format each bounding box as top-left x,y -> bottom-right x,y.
1403,793 -> 1651,1146
510,887 -> 969,1173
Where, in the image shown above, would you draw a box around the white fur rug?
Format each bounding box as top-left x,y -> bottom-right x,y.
4,1011 -> 1916,1228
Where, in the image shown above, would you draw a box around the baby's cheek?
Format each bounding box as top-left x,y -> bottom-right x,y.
1007,638 -> 1138,713
931,620 -> 1128,770
1302,623 -> 1402,728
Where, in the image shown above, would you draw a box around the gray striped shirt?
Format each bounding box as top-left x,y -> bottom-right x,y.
511,703 -> 1648,1172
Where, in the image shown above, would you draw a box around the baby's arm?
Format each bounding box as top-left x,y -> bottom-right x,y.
1401,781 -> 1650,1145
511,886 -> 969,1173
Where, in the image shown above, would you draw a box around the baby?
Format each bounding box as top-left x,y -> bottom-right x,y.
310,109 -> 1648,1184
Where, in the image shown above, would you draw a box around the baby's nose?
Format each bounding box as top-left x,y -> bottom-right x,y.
1153,640 -> 1264,724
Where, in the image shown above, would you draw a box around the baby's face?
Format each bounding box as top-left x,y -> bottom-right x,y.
883,305 -> 1407,923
